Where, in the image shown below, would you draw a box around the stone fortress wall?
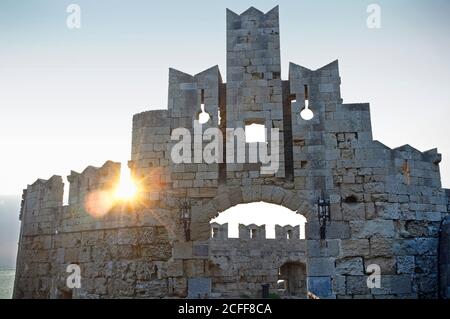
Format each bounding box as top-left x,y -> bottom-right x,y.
14,6 -> 450,299
208,223 -> 307,298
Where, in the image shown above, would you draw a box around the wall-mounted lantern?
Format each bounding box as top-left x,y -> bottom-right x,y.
179,198 -> 192,241
317,196 -> 331,240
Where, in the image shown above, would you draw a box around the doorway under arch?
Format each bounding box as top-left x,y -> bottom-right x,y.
207,200 -> 309,298
277,262 -> 307,298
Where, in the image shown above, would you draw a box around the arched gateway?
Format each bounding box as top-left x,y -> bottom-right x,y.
13,6 -> 449,299
191,185 -> 313,241
188,185 -> 312,298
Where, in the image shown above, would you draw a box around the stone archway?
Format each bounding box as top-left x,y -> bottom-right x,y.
192,185 -> 314,298
190,185 -> 314,241
207,214 -> 308,298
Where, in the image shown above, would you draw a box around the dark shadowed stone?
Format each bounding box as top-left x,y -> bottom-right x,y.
187,278 -> 211,299
396,256 -> 415,274
307,276 -> 332,297
335,257 -> 364,275
193,244 -> 209,257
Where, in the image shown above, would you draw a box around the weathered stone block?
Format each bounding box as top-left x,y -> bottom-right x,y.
396,256 -> 415,274
346,275 -> 370,295
333,275 -> 346,295
350,220 -> 395,239
415,255 -> 437,274
183,260 -> 207,278
393,238 -> 438,256
365,202 -> 376,219
366,257 -> 396,275
193,243 -> 209,257
390,275 -> 412,294
335,257 -> 364,275
138,227 -> 156,244
307,239 -> 341,257
415,274 -> 438,294
416,212 -> 442,222
60,233 -> 82,248
369,237 -> 394,257
308,257 -> 335,276
327,222 -> 351,239
187,278 -> 211,299
56,248 -> 65,264
342,203 -> 365,221
307,276 -> 332,297
341,239 -> 370,257
81,230 -> 104,246
173,242 -> 193,259
94,278 -> 108,295
166,260 -> 184,277
79,246 -> 91,263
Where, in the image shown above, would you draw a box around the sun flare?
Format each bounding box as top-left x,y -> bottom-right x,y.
115,167 -> 138,201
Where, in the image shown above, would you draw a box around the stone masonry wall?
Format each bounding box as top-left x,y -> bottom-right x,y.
440,215 -> 450,298
209,223 -> 306,298
14,6 -> 450,299
14,162 -> 176,299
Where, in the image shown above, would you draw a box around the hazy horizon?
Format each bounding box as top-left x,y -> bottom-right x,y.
0,195 -> 20,269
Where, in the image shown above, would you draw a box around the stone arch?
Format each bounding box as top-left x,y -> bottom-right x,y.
204,192 -> 310,298
191,185 -> 314,241
205,185 -> 314,221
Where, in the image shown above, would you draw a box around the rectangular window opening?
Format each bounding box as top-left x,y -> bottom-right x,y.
304,85 -> 309,107
287,229 -> 293,240
245,122 -> 266,143
201,89 -> 205,105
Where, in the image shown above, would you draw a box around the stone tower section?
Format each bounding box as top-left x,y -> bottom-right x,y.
14,176 -> 64,298
226,6 -> 285,178
167,66 -> 223,202
288,61 -> 347,193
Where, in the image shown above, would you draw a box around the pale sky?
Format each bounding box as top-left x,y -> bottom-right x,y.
1,0 -> 449,195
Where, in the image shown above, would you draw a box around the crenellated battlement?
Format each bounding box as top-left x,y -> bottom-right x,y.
210,223 -> 303,240
19,160 -> 122,232
168,66 -> 223,127
210,222 -> 228,240
67,160 -> 120,206
226,6 -> 280,30
20,175 -> 64,235
289,61 -> 342,104
275,225 -> 301,240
